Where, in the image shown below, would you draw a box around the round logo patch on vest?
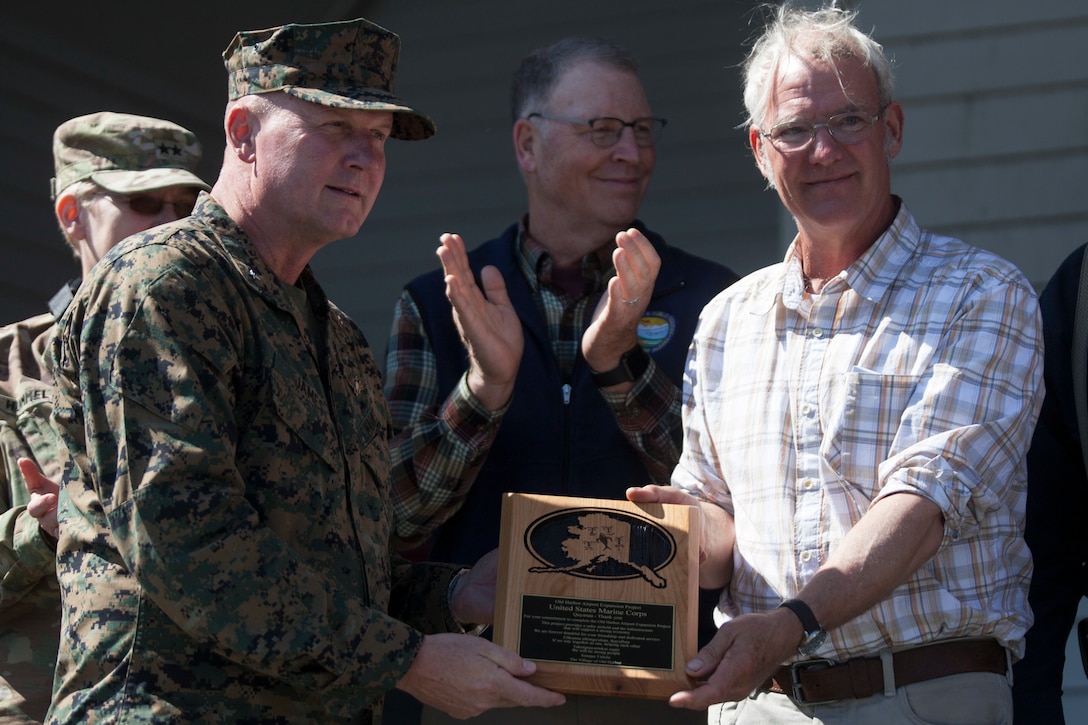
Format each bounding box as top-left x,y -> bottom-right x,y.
637,312 -> 676,353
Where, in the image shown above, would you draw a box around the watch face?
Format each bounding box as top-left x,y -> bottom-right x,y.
798,629 -> 828,657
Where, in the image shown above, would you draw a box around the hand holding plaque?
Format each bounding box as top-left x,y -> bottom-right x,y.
493,493 -> 700,699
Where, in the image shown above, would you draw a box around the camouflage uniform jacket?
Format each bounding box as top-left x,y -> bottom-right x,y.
48,194 -> 461,724
0,310 -> 63,724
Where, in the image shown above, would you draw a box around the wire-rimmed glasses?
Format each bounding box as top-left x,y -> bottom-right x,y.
761,111 -> 883,152
526,112 -> 667,148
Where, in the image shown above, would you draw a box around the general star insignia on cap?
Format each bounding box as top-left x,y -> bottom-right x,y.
50,111 -> 210,199
222,17 -> 435,141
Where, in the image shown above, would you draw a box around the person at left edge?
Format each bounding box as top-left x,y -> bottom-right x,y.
44,18 -> 565,724
0,111 -> 209,724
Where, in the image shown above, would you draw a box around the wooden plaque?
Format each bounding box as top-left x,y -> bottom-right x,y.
494,493 -> 700,699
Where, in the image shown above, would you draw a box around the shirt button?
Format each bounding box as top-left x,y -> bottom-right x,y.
801,403 -> 813,416
811,327 -> 824,338
800,550 -> 812,562
802,479 -> 814,490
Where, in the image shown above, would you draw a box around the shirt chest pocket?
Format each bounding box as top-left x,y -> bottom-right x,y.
267,362 -> 340,472
833,371 -> 922,489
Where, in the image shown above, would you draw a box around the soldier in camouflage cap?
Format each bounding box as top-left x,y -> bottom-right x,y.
51,111 -> 210,281
223,17 -> 435,141
51,111 -> 208,199
46,17 -> 561,724
1,111 -> 208,724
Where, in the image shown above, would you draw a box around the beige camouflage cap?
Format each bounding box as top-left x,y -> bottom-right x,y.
222,17 -> 435,141
51,112 -> 210,200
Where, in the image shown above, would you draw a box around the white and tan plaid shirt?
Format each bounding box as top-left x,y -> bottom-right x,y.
673,201 -> 1044,662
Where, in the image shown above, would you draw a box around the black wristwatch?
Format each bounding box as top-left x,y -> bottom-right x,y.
778,598 -> 827,656
589,344 -> 650,387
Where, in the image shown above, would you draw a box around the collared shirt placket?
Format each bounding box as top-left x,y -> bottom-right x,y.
791,291 -> 836,582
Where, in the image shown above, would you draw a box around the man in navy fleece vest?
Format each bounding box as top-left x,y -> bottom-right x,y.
384,36 -> 739,725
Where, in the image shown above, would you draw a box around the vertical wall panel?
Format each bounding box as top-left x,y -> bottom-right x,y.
6,1 -> 1085,343
2,0 -> 772,349
318,0 -> 774,346
853,0 -> 1088,289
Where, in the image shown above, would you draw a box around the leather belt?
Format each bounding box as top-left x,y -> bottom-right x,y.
761,638 -> 1007,704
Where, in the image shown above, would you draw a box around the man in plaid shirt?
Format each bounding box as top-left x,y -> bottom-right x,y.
384,36 -> 738,725
630,6 -> 1042,724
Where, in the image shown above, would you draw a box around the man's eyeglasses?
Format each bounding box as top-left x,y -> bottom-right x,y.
761,111 -> 883,153
526,112 -> 667,148
103,192 -> 197,218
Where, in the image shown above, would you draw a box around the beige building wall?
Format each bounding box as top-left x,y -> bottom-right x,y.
318,0 -> 774,347
1,0 -> 1086,715
853,0 -> 1088,289
8,1 -> 1082,343
0,0 -> 775,349
333,0 -> 1088,343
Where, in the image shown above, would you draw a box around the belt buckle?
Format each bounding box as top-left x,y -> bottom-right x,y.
789,658 -> 837,705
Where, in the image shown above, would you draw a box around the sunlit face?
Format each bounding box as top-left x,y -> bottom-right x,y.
249,95 -> 393,248
522,61 -> 656,240
76,185 -> 201,274
750,53 -> 902,244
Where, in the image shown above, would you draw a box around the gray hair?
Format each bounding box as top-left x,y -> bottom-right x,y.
742,4 -> 895,131
511,36 -> 639,122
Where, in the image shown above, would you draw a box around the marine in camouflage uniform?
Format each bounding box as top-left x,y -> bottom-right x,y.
1,112 -> 208,724
46,18 -> 562,724
49,194 -> 462,723
0,313 -> 62,724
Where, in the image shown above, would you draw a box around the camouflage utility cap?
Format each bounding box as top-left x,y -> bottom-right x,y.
51,112 -> 209,200
223,17 -> 435,141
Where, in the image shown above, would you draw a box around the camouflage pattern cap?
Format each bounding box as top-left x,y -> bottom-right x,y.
223,17 -> 435,141
51,112 -> 210,200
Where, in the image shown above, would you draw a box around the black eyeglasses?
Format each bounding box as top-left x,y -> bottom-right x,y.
103,192 -> 197,218
761,110 -> 883,153
526,112 -> 667,148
